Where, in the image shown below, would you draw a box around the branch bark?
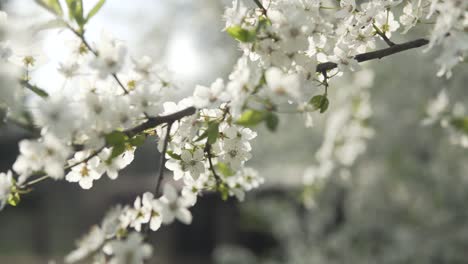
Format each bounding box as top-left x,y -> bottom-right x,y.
155,122 -> 173,195
316,38 -> 429,73
125,106 -> 197,138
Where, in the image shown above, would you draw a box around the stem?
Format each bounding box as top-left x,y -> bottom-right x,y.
316,38 -> 429,73
253,0 -> 267,15
67,25 -> 129,94
205,143 -> 221,186
21,175 -> 49,187
125,107 -> 197,138
155,122 -> 172,195
373,24 -> 395,47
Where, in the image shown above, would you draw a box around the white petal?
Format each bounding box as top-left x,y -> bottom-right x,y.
163,184 -> 178,202
175,208 -> 192,225
79,178 -> 94,189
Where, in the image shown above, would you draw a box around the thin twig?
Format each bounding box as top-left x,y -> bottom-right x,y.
67,25 -> 129,94
21,174 -> 49,187
204,143 -> 222,186
155,122 -> 173,195
316,38 -> 429,73
19,147 -> 105,188
373,24 -> 396,47
253,0 -> 267,15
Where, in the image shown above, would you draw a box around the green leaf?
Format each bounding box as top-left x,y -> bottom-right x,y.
108,144 -> 126,161
226,25 -> 256,43
207,122 -> 220,145
195,130 -> 209,142
7,192 -> 20,207
24,83 -> 49,98
451,117 -> 468,134
167,150 -> 182,161
66,0 -> 85,26
32,18 -> 67,32
105,131 -> 128,146
309,95 -> 330,113
218,183 -> 229,201
217,162 -> 235,177
86,0 -> 106,22
265,112 -> 279,132
35,0 -> 63,16
256,16 -> 271,33
236,109 -> 266,127
129,135 -> 146,147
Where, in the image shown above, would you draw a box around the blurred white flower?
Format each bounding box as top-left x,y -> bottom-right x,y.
89,31 -> 127,79
159,184 -> 193,225
0,171 -> 13,210
107,232 -> 152,264
193,78 -> 230,108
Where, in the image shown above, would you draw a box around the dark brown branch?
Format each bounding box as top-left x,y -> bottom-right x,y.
155,122 -> 173,195
316,38 -> 429,73
125,106 -> 197,138
204,143 -> 222,186
253,0 -> 267,15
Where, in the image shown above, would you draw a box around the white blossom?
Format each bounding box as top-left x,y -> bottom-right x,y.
193,78 -> 230,108
66,152 -> 103,190
65,226 -> 105,264
89,31 -> 127,79
107,232 -> 152,264
0,171 -> 13,210
159,184 -> 193,225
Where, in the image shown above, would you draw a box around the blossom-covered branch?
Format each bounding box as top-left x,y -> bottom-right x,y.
316,38 -> 429,73
125,107 -> 196,138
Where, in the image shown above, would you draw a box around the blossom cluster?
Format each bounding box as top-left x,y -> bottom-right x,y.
422,89 -> 468,148
65,184 -> 193,263
302,69 -> 375,207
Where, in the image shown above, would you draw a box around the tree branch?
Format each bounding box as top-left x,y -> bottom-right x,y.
253,0 -> 267,15
125,107 -> 197,138
155,122 -> 173,195
316,38 -> 429,73
19,107 -> 196,189
204,143 -> 222,186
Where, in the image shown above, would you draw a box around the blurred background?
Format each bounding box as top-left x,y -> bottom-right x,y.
0,0 -> 467,263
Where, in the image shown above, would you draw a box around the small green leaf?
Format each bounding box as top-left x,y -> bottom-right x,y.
129,135 -> 146,147
86,0 -> 106,23
226,25 -> 257,43
218,183 -> 229,201
236,109 -> 266,127
167,150 -> 182,160
256,16 -> 271,33
217,162 -> 235,177
33,18 -> 67,32
319,98 -> 329,113
309,95 -> 330,113
35,0 -> 63,16
195,131 -> 209,142
207,122 -> 220,145
66,0 -> 84,26
451,117 -> 468,134
265,112 -> 279,132
108,144 -> 126,161
7,192 -> 20,207
24,83 -> 49,98
105,131 -> 128,146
